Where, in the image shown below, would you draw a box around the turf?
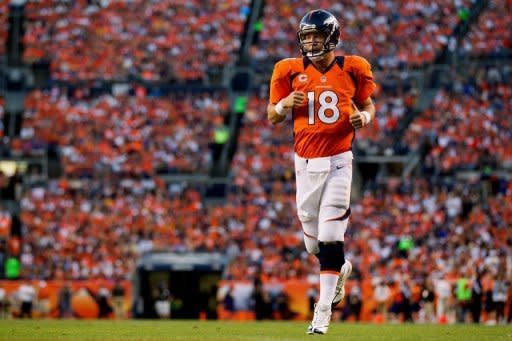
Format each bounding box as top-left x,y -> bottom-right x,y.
0,320 -> 511,340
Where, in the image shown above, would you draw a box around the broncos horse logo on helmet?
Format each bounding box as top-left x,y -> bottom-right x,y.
297,9 -> 341,58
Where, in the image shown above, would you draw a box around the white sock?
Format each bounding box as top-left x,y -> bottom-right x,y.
318,272 -> 339,305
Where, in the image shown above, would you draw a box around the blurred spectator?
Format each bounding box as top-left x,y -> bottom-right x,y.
455,271 -> 472,323
0,239 -> 6,279
97,285 -> 112,318
390,276 -> 413,323
374,278 -> 391,322
435,275 -> 453,323
17,282 -> 36,318
484,280 -> 495,325
0,285 -> 7,319
252,277 -> 271,320
112,280 -> 126,319
221,284 -> 235,319
307,285 -> 319,319
470,269 -> 484,323
0,168 -> 24,201
57,282 -> 72,318
491,272 -> 508,324
508,284 -> 512,324
275,291 -> 294,320
419,279 -> 435,323
154,281 -> 171,319
37,281 -> 51,318
341,283 -> 362,321
5,256 -> 20,280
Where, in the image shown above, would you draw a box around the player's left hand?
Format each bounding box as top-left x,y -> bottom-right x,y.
349,101 -> 367,129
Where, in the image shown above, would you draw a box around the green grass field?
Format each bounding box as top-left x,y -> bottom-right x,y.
0,320 -> 511,340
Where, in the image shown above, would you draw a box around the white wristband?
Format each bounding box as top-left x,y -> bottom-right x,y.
360,111 -> 372,125
275,100 -> 291,117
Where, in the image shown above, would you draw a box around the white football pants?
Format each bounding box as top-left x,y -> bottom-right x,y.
295,151 -> 353,254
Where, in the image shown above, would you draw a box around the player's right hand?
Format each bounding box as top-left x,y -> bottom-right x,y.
282,91 -> 306,108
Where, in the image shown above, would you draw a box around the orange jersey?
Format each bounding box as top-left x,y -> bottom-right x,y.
269,56 -> 376,158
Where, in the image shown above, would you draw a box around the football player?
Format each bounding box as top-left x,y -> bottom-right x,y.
267,9 -> 376,334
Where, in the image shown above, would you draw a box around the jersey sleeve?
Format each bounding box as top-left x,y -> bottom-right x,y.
350,56 -> 376,105
269,60 -> 292,104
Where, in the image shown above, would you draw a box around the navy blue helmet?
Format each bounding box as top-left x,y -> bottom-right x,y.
297,9 -> 341,58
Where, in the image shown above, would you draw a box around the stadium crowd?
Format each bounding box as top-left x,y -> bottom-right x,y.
14,87 -> 229,175
252,0 -> 472,70
405,64 -> 512,173
0,0 -> 510,324
351,70 -> 419,155
0,2 -> 7,58
23,0 -> 250,82
460,0 -> 512,57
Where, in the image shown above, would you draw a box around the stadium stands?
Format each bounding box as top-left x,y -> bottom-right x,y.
461,0 -> 512,57
0,0 -> 510,324
0,2 -> 7,58
252,0 -> 473,69
15,87 -> 230,175
23,0 -> 250,82
405,64 -> 512,173
353,70 -> 419,155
